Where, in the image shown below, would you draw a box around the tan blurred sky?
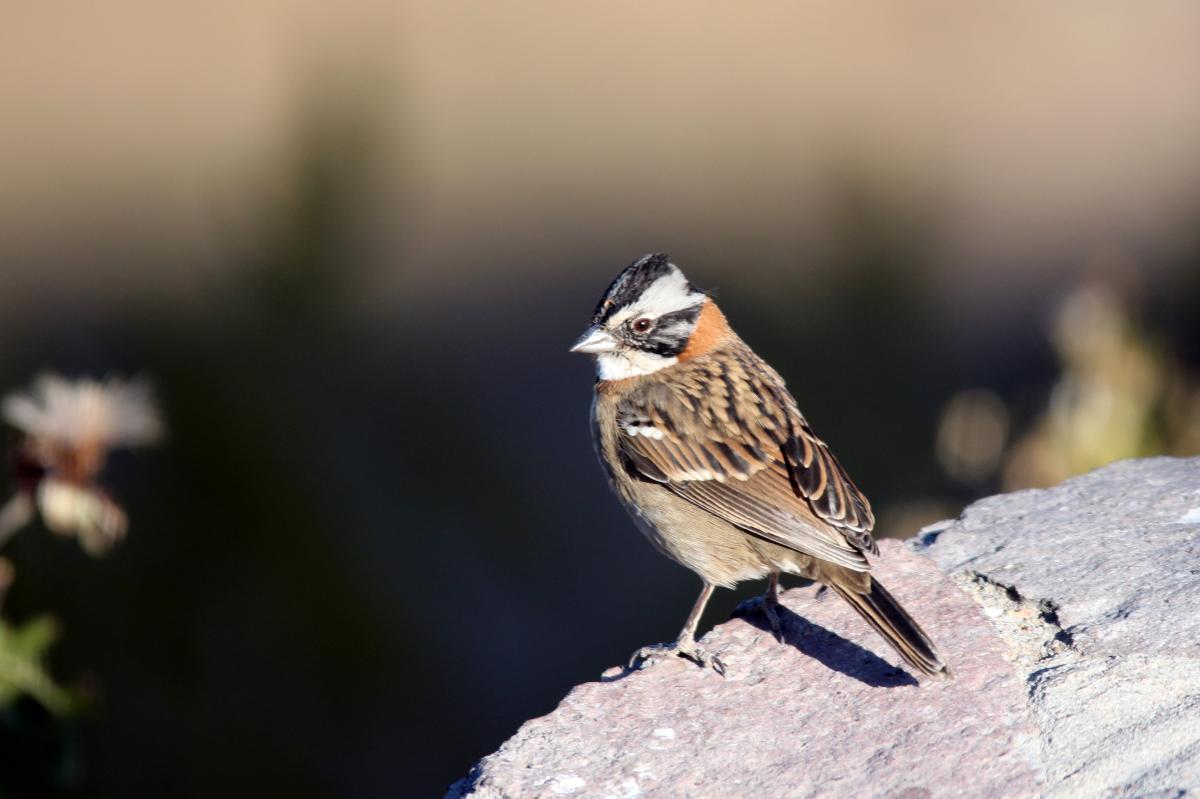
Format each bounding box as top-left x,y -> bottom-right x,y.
2,2 -> 1199,312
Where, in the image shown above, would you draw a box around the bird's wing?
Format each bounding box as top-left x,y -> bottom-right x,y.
617,345 -> 876,569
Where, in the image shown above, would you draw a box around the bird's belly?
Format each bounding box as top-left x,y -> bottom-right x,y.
621,483 -> 773,588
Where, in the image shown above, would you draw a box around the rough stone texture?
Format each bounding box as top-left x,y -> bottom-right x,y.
450,540 -> 1040,798
449,456 -> 1200,799
913,456 -> 1200,798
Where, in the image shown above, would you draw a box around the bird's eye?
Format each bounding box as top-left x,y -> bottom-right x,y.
632,318 -> 653,334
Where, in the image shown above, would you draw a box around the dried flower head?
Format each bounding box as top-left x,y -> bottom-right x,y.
0,373 -> 162,554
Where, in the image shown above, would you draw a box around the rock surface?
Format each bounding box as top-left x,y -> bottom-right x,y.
449,457 -> 1200,798
913,456 -> 1200,798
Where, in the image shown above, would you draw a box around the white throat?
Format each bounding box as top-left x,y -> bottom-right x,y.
597,351 -> 677,380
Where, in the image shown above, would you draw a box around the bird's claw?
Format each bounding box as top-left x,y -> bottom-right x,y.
734,593 -> 785,643
628,641 -> 726,676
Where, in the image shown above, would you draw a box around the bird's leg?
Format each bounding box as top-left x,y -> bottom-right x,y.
628,582 -> 726,676
732,570 -> 785,642
759,570 -> 784,642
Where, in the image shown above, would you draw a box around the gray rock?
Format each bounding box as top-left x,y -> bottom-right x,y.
450,456 -> 1200,799
450,540 -> 1040,798
913,456 -> 1200,798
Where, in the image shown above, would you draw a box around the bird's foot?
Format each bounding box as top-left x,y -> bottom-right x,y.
628,640 -> 726,677
734,592 -> 785,643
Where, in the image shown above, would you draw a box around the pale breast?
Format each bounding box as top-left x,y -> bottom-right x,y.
591,385 -> 781,587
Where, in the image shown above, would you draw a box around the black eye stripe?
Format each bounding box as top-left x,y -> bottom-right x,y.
637,305 -> 703,356
653,306 -> 702,330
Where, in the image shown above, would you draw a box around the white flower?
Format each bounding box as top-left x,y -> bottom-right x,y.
3,374 -> 162,453
37,478 -> 127,556
0,373 -> 162,555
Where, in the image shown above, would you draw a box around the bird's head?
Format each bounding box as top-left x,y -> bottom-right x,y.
571,254 -> 726,380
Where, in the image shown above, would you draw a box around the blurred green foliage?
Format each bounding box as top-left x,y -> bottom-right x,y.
0,614 -> 75,717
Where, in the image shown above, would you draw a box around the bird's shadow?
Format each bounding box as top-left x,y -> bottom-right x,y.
601,593 -> 919,687
733,594 -> 919,688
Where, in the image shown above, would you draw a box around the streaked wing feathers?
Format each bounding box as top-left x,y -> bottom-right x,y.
670,471 -> 869,570
617,343 -> 877,561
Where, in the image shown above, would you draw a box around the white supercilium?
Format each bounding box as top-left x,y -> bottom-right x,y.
606,265 -> 704,328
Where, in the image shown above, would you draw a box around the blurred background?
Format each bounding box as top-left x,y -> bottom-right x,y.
1,2 -> 1199,795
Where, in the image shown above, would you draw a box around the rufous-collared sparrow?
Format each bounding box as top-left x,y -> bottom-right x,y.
571,254 -> 948,678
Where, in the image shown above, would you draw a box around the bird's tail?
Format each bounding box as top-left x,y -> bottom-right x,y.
828,575 -> 951,678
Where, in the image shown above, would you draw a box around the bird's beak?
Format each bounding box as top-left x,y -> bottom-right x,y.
570,325 -> 617,354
